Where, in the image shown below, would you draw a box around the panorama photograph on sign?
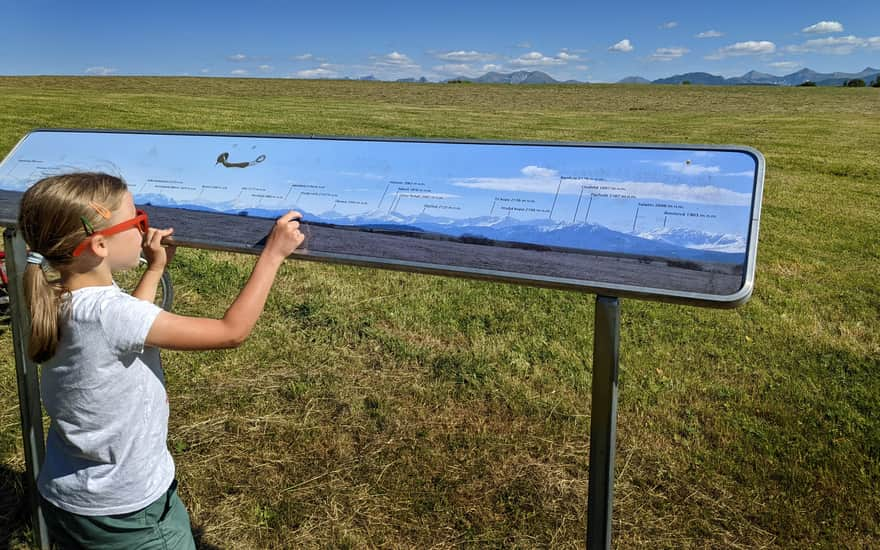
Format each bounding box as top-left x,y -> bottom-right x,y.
0,130 -> 763,304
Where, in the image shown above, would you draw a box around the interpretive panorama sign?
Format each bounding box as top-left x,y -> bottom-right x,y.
0,129 -> 764,306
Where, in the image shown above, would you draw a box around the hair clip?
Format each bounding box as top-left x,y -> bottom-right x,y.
88,201 -> 112,219
80,216 -> 95,236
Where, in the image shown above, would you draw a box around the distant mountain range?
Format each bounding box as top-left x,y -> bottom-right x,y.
369,67 -> 880,87
646,67 -> 880,86
137,192 -> 744,263
444,70 -> 580,85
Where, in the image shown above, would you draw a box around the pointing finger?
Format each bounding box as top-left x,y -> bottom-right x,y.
277,210 -> 302,224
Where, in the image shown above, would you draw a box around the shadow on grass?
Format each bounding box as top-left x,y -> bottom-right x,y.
0,465 -> 30,549
192,525 -> 221,550
191,526 -> 223,550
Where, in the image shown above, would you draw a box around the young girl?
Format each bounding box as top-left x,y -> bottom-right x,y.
18,172 -> 304,549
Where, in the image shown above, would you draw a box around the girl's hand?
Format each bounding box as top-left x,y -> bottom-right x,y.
263,211 -> 305,262
142,227 -> 176,271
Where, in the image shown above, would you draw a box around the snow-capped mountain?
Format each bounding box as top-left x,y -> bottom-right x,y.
316,211 -> 744,259
136,192 -> 745,263
637,227 -> 747,253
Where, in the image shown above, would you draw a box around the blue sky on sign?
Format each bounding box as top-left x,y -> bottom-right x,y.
1,132 -> 757,236
2,1 -> 878,82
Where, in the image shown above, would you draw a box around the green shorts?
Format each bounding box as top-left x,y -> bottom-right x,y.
40,479 -> 196,550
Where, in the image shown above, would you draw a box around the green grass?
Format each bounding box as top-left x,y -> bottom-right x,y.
1,76 -> 878,548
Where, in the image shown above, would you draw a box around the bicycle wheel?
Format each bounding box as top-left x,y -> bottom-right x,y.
0,285 -> 8,318
158,269 -> 174,312
0,252 -> 8,318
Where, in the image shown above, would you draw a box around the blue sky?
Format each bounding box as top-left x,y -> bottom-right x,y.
1,1 -> 878,82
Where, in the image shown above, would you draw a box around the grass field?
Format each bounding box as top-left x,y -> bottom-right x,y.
0,77 -> 878,548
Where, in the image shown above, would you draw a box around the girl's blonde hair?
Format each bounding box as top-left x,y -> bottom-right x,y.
17,172 -> 129,362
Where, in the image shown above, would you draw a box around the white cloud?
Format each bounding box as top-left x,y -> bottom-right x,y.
433,63 -> 478,76
436,50 -> 496,62
453,174 -> 558,194
696,30 -> 724,39
650,47 -> 690,62
510,51 -> 568,67
706,41 -> 776,60
483,63 -> 503,72
787,35 -> 878,55
293,53 -> 314,61
377,51 -> 416,66
802,21 -> 844,34
723,171 -> 759,178
230,69 -> 248,76
296,64 -> 339,79
361,52 -> 422,78
517,42 -> 532,49
655,159 -> 753,179
227,53 -> 249,62
365,52 -> 422,76
660,161 -> 720,176
660,21 -> 678,29
452,168 -> 751,205
609,39 -> 634,53
296,68 -> 335,78
557,51 -> 580,61
84,66 -> 116,75
451,165 -> 560,194
522,166 -> 558,178
769,61 -> 801,70
624,182 -> 751,205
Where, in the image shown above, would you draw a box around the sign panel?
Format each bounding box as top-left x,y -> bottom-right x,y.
0,130 -> 764,306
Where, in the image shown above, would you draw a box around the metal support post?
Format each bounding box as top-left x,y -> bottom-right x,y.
4,228 -> 50,549
586,295 -> 620,550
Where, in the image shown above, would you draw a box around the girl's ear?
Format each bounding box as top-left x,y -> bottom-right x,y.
88,235 -> 110,258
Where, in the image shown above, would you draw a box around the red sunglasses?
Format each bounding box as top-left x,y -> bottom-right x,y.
72,209 -> 149,257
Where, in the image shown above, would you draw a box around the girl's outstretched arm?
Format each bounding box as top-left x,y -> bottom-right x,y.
145,212 -> 304,350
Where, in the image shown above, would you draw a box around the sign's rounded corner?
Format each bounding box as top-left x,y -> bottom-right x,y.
716,281 -> 754,309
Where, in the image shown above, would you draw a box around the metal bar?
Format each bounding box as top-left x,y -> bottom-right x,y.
586,295 -> 620,550
4,228 -> 50,549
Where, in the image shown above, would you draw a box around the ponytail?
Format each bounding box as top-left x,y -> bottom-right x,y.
23,262 -> 65,363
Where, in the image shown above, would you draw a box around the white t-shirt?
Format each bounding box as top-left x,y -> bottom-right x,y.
37,283 -> 174,516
